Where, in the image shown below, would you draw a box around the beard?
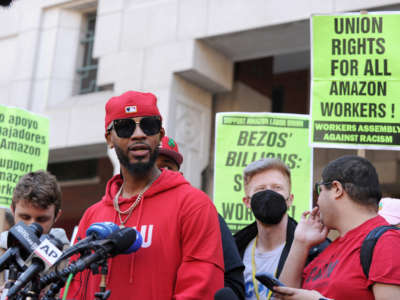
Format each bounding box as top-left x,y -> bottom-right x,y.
115,145 -> 159,176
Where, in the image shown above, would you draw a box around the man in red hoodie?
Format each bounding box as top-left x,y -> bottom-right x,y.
66,91 -> 224,300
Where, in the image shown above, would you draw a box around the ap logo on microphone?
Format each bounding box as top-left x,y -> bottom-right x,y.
34,239 -> 62,267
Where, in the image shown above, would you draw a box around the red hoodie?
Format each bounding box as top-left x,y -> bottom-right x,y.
66,169 -> 224,300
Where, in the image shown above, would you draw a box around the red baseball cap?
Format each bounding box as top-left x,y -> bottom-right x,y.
105,91 -> 161,132
158,136 -> 183,167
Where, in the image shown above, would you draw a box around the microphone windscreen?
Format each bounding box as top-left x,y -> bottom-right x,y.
214,287 -> 239,300
86,222 -> 119,239
124,229 -> 142,254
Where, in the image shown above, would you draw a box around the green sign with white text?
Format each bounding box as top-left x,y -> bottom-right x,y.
311,13 -> 400,149
214,112 -> 312,233
0,105 -> 49,207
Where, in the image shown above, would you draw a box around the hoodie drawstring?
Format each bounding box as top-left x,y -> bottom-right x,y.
105,212 -> 120,285
129,193 -> 145,283
106,189 -> 146,284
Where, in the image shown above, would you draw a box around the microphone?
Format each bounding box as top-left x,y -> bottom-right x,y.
72,227 -> 139,271
214,287 -> 240,300
83,222 -> 120,245
7,234 -> 64,298
55,222 -> 119,264
122,228 -> 142,254
0,222 -> 43,272
39,227 -> 142,288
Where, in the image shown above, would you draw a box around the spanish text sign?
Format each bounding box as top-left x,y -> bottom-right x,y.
311,13 -> 400,149
214,112 -> 312,233
0,105 -> 49,207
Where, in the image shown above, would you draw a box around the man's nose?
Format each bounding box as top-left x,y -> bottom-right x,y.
131,121 -> 146,138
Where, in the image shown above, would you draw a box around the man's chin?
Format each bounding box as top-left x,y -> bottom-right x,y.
125,161 -> 154,175
130,156 -> 149,164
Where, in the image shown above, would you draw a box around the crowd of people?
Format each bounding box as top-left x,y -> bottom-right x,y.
1,90 -> 399,299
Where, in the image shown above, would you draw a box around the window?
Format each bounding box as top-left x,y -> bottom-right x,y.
76,13 -> 101,94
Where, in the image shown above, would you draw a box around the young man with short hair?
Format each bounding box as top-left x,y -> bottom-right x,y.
0,171 -> 68,287
67,91 -> 224,300
277,155 -> 400,300
234,158 -> 328,300
10,170 -> 62,234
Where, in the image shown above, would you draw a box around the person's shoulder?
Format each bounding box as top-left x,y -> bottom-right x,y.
157,170 -> 215,214
234,222 -> 257,238
377,226 -> 400,244
179,186 -> 214,212
234,222 -> 257,252
162,172 -> 211,202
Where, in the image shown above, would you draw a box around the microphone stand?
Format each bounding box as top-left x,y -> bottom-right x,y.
22,277 -> 41,300
41,278 -> 67,300
94,261 -> 111,300
6,273 -> 41,300
1,263 -> 18,300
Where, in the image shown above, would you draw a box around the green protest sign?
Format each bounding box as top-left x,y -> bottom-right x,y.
311,13 -> 400,149
0,105 -> 49,207
214,112 -> 312,233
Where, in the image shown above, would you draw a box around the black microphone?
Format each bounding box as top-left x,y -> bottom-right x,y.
40,227 -> 139,288
214,287 -> 240,300
0,222 -> 43,272
55,222 -> 119,264
71,227 -> 137,271
7,234 -> 64,298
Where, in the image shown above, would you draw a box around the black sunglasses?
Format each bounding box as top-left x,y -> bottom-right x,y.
107,117 -> 161,138
314,181 -> 333,195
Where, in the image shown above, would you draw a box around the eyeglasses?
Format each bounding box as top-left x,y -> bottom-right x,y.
107,117 -> 161,138
314,181 -> 333,195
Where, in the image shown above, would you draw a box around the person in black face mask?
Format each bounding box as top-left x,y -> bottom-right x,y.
251,189 -> 288,225
234,159 -> 329,300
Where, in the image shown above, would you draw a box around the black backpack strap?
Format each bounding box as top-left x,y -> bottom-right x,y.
360,224 -> 400,278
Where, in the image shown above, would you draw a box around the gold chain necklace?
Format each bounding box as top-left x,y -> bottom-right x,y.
113,178 -> 155,228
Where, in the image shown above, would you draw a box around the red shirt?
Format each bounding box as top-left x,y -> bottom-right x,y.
302,216 -> 400,300
65,170 -> 224,300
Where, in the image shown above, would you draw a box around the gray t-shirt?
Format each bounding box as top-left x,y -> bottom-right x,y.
243,238 -> 285,300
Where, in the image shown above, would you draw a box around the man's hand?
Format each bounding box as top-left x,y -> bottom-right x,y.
273,286 -> 328,300
293,207 -> 328,248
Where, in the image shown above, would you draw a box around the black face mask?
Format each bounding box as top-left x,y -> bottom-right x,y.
250,189 -> 288,225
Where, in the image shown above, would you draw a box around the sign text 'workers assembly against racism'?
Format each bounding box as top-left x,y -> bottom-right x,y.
311,13 -> 400,149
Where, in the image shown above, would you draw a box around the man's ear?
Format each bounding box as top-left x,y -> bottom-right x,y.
105,132 -> 114,149
243,196 -> 251,209
332,180 -> 345,199
159,128 -> 165,140
286,194 -> 294,208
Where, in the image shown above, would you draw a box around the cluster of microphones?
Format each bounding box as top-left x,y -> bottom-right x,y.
0,221 -> 142,300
